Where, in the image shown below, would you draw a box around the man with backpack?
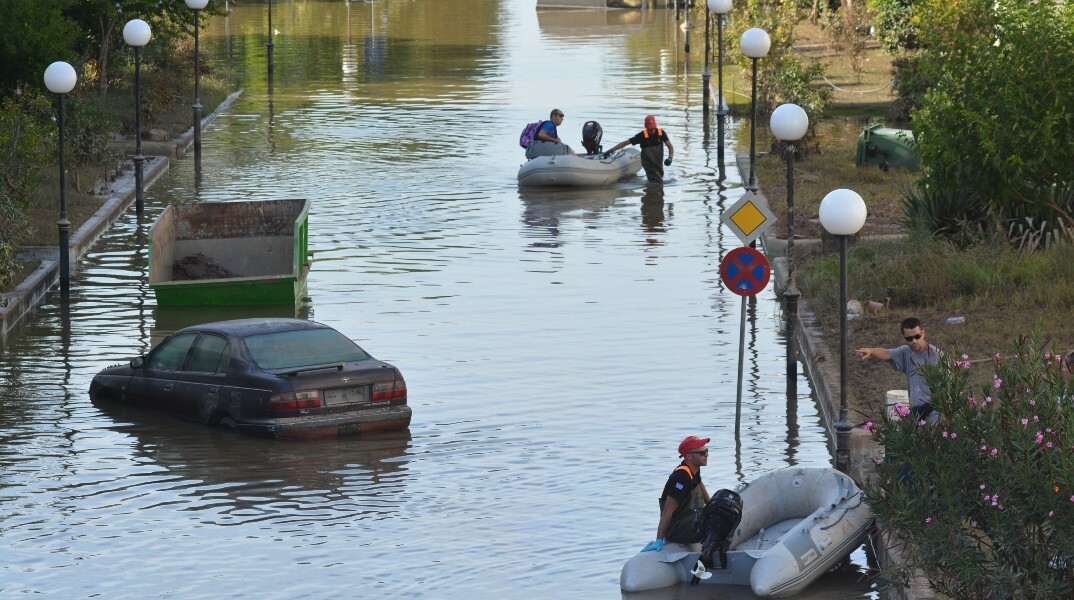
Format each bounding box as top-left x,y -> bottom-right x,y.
604,115 -> 675,184
523,109 -> 575,159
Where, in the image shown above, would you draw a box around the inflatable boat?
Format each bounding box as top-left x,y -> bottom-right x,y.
620,467 -> 873,597
517,147 -> 642,187
518,119 -> 642,187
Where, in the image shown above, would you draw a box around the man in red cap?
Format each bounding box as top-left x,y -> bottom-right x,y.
603,115 -> 675,184
640,435 -> 711,553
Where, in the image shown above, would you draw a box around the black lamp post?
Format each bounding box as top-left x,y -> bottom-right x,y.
770,103 -> 809,378
711,0 -> 731,180
819,189 -> 867,474
43,61 -> 77,294
185,0 -> 208,163
123,19 -> 152,214
267,0 -> 275,82
706,0 -> 731,115
739,28 -> 770,192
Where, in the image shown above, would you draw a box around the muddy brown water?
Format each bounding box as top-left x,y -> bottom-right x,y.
0,1 -> 877,597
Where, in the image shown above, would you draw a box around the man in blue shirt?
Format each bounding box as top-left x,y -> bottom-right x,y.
857,317 -> 943,422
524,109 -> 575,159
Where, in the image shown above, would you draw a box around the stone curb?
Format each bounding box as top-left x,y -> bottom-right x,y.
735,152 -> 934,599
1,90 -> 244,345
108,90 -> 244,159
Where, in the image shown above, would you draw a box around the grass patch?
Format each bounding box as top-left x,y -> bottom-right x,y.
754,123 -> 917,239
22,63 -> 236,248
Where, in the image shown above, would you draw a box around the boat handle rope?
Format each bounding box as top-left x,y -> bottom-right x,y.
819,490 -> 864,531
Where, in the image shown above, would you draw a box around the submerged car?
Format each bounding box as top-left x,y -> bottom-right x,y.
89,318 -> 411,439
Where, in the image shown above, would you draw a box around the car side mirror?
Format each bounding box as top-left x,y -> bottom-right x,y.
130,356 -> 145,369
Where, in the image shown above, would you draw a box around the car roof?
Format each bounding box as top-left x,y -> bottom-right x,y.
176,318 -> 331,337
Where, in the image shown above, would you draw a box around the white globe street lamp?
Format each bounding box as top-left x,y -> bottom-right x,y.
44,61 -> 78,294
740,28 -> 770,191
819,188 -> 867,474
706,0 -> 731,179
123,18 -> 152,214
770,103 -> 809,385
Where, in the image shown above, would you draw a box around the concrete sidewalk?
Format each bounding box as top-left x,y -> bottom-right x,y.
736,152 -> 935,599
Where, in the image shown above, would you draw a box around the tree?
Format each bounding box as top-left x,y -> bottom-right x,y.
864,332 -> 1074,598
0,0 -> 79,94
911,1 -> 1074,241
727,0 -> 833,126
64,0 -> 228,98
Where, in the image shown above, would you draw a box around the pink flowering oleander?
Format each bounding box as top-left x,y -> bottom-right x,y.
864,421 -> 874,432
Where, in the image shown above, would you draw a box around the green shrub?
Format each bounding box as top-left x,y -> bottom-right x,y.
913,2 -> 1074,228
899,178 -> 991,248
864,332 -> 1074,597
0,88 -> 53,210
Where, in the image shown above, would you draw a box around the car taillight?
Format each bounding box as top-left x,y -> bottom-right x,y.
372,379 -> 406,403
266,390 -> 322,411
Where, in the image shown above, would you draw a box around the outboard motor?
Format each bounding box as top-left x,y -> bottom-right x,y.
690,489 -> 744,586
581,120 -> 603,155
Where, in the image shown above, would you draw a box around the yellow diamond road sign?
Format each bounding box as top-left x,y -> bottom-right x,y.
720,190 -> 776,246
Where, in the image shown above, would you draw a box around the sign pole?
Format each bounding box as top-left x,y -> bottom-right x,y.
735,294 -> 746,439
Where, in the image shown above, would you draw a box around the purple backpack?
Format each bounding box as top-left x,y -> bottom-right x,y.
519,120 -> 545,148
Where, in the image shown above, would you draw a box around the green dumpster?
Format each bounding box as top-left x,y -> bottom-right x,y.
855,124 -> 919,172
149,199 -> 312,307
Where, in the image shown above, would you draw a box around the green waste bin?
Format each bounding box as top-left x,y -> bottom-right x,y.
855,124 -> 919,172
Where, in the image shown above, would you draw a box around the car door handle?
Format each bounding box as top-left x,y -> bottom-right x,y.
208,387 -> 219,396
163,384 -> 173,392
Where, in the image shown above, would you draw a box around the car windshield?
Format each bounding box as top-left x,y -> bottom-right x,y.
242,328 -> 371,370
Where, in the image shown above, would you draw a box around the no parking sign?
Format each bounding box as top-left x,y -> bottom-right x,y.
719,247 -> 771,296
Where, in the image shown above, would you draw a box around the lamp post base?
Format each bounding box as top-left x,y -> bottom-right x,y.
836,420 -> 851,474
58,219 -> 70,293
134,153 -> 145,214
193,101 -> 202,158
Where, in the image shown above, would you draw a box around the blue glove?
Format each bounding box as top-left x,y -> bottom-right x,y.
664,156 -> 673,166
641,539 -> 665,552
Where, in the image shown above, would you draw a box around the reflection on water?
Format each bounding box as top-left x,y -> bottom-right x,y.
537,7 -> 648,38
0,0 -> 876,597
92,400 -> 412,519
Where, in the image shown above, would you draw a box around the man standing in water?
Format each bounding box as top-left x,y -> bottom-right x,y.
857,317 -> 943,423
641,435 -> 711,552
604,115 -> 675,184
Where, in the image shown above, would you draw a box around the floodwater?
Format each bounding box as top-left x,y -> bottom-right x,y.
1,1 -> 878,597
